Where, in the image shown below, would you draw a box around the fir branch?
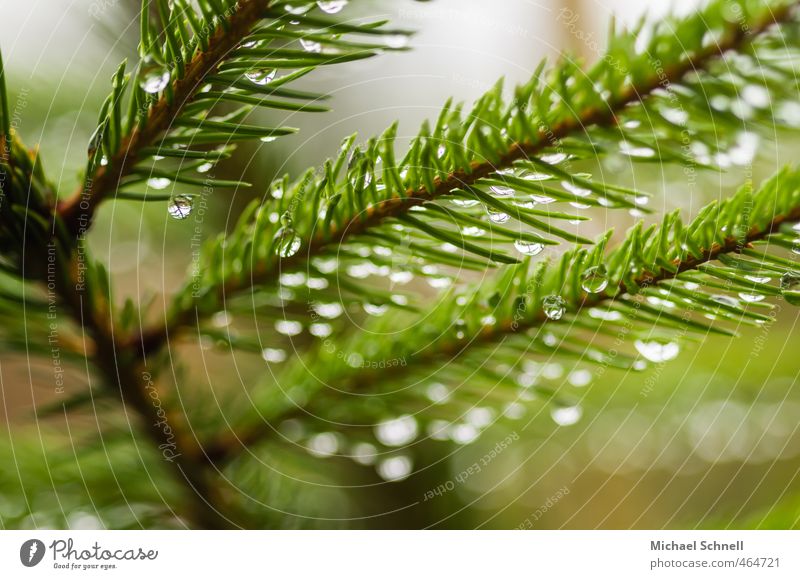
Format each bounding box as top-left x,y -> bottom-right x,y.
56,0 -> 408,235
202,166 -> 800,463
135,0 -> 800,355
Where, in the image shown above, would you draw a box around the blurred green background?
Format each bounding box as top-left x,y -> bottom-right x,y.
0,0 -> 798,529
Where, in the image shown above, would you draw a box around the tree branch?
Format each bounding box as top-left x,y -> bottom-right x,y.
57,0 -> 274,236
133,2 -> 795,356
202,200 -> 800,464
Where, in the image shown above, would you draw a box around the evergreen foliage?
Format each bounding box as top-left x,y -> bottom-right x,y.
0,0 -> 799,528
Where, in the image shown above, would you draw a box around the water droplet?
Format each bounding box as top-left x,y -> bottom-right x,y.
711,294 -> 739,308
581,265 -> 609,294
308,432 -> 338,457
377,455 -> 412,481
619,141 -> 656,158
300,38 -> 322,53
139,57 -> 170,94
350,442 -> 377,466
561,180 -> 591,197
539,153 -> 567,164
426,382 -> 450,404
514,239 -> 544,256
389,271 -> 413,284
284,3 -> 313,15
551,405 -> 582,426
375,415 -> 418,446
542,295 -> 566,320
792,239 -> 800,255
245,68 -> 276,85
738,292 -> 765,303
428,277 -> 452,289
313,302 -> 343,319
451,198 -> 479,207
275,319 -> 303,336
309,323 -> 332,337
521,171 -> 552,181
167,195 -> 194,220
461,226 -> 485,237
568,369 -> 592,387
363,303 -> 389,316
273,213 -> 301,257
530,194 -> 556,205
384,34 -> 409,49
197,162 -> 214,174
316,0 -> 347,13
490,185 -> 514,197
487,208 -> 510,224
634,339 -> 680,362
147,177 -> 171,190
261,348 -> 287,363
741,84 -> 770,108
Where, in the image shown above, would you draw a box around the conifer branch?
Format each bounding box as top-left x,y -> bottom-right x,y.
202,168 -> 800,463
134,0 -> 799,356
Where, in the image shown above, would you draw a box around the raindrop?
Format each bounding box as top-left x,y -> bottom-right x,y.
148,177 -> 171,190
551,405 -> 582,426
487,208 -> 510,223
514,239 -> 544,256
792,239 -> 800,255
530,194 -> 556,205
300,38 -> 322,53
426,383 -> 450,404
429,277 -> 452,289
619,141 -> 655,158
561,180 -> 591,197
581,265 -> 609,294
308,432 -> 338,457
384,34 -> 409,49
363,303 -> 389,316
350,442 -> 377,466
542,295 -> 566,320
568,369 -> 592,387
261,348 -> 287,363
313,302 -> 344,319
389,271 -> 413,284
461,226 -> 486,237
275,320 -> 303,336
377,455 -> 412,481
375,415 -> 418,446
139,57 -> 170,94
451,198 -> 479,208
309,323 -> 332,338
741,84 -> 770,108
316,0 -> 347,13
273,213 -> 301,257
490,185 -> 514,197
284,3 -> 313,15
737,292 -> 763,303
197,162 -> 214,174
634,339 -> 680,363
245,68 -> 276,85
711,294 -> 739,308
167,195 -> 194,220
521,171 -> 552,182
539,153 -> 567,164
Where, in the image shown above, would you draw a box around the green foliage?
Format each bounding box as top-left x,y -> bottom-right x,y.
0,0 -> 799,529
